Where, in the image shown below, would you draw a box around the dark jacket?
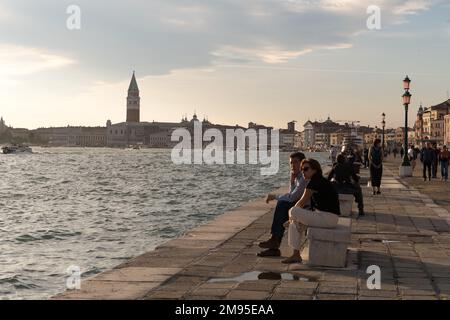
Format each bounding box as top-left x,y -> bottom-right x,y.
327,162 -> 359,184
421,148 -> 436,163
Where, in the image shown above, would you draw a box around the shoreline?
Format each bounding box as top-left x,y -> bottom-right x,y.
50,164 -> 330,300
53,159 -> 450,300
52,186 -> 286,299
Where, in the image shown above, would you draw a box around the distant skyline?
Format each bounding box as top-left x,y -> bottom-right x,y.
1,0 -> 450,130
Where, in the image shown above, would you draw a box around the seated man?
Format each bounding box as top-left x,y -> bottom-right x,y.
257,152 -> 308,257
327,153 -> 365,216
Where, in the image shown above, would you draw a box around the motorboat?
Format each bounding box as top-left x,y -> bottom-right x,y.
1,145 -> 33,154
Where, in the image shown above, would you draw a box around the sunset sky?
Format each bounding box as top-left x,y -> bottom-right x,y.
1,0 -> 450,130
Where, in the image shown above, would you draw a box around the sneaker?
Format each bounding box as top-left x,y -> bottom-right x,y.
377,190 -> 381,195
258,237 -> 281,249
257,248 -> 281,257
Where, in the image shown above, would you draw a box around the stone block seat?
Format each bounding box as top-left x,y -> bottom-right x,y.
305,218 -> 351,268
338,194 -> 354,217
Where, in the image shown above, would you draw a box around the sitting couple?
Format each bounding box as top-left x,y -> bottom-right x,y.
258,153 -> 340,264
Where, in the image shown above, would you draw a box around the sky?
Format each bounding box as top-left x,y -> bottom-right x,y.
0,0 -> 450,130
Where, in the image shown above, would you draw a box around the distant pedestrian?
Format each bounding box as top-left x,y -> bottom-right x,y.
393,148 -> 398,158
439,146 -> 449,181
432,143 -> 440,178
369,139 -> 383,195
421,142 -> 436,181
400,147 -> 404,159
408,145 -> 416,172
330,146 -> 338,164
363,147 -> 369,168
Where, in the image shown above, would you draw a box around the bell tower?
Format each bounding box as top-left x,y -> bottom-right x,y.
126,71 -> 140,122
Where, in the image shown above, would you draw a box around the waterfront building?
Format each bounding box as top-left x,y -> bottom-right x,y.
330,130 -> 345,147
126,71 -> 140,123
293,132 -> 303,149
364,128 -> 382,146
416,99 -> 450,146
415,104 -> 425,145
385,129 -> 396,149
11,128 -> 30,141
32,126 -> 107,147
302,117 -> 342,148
279,121 -> 297,150
445,114 -> 450,146
0,117 -> 7,134
394,127 -> 414,147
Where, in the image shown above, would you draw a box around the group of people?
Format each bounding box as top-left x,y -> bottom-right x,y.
257,139 -> 386,264
257,137 -> 387,264
258,152 -> 341,264
419,142 -> 449,181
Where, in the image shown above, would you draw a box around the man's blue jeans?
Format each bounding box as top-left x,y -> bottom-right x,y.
441,161 -> 449,180
271,200 -> 296,239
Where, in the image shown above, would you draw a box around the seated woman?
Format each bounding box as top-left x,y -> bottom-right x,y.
282,158 -> 341,264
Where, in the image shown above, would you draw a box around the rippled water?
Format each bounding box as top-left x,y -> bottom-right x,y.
0,148 -> 328,299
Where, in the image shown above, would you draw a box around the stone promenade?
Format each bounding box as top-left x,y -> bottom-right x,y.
54,158 -> 450,300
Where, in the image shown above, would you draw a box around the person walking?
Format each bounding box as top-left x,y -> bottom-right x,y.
421,142 -> 436,181
408,145 -> 416,172
393,148 -> 398,158
369,139 -> 384,195
439,145 -> 449,181
363,147 -> 369,168
432,143 -> 440,179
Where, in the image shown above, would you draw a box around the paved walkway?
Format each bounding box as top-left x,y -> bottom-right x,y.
54,159 -> 450,300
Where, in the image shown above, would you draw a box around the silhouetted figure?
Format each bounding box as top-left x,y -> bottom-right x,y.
328,154 -> 365,216
369,139 -> 383,195
421,142 -> 436,181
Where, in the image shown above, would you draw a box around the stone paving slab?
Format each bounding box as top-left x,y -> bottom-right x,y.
54,159 -> 450,300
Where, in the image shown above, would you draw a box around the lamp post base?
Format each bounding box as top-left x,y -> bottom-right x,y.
399,165 -> 413,177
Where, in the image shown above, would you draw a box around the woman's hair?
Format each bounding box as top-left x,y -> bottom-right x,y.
301,158 -> 323,176
374,138 -> 381,146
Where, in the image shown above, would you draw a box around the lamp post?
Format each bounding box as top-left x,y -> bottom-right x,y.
382,113 -> 386,152
400,76 -> 412,177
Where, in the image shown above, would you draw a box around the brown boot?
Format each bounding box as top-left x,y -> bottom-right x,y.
258,236 -> 281,249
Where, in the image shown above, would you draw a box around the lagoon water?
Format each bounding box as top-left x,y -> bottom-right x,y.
0,148 -> 329,299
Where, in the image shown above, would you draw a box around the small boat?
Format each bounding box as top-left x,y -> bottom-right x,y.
1,145 -> 33,154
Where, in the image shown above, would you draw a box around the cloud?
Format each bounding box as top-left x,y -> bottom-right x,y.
0,0 -> 442,83
392,0 -> 434,15
0,44 -> 74,83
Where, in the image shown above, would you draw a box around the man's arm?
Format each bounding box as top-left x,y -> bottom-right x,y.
276,177 -> 307,203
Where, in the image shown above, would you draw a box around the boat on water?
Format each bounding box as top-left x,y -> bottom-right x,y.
341,128 -> 364,154
1,145 -> 33,154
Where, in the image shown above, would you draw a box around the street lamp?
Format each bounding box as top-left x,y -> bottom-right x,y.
400,76 -> 412,176
382,113 -> 386,151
